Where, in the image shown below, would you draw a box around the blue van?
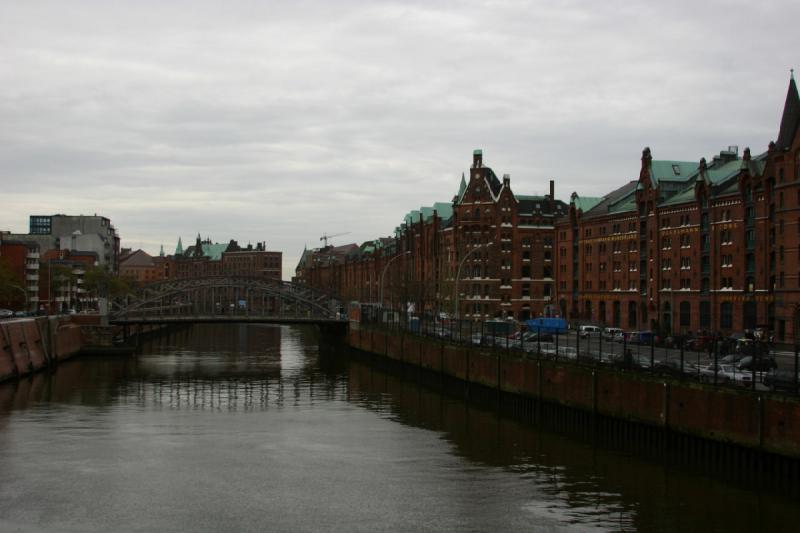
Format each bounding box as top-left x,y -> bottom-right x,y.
526,318 -> 568,334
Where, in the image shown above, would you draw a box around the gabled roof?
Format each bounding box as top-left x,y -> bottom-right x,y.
776,73 -> 800,150
120,249 -> 154,267
579,181 -> 637,219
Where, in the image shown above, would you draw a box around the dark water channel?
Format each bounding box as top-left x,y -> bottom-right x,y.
0,324 -> 798,532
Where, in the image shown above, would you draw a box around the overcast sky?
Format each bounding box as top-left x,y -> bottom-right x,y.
1,0 -> 797,279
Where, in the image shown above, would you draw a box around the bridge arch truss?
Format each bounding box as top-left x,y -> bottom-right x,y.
111,276 -> 339,321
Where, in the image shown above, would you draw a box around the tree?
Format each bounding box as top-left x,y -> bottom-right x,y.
83,266 -> 135,301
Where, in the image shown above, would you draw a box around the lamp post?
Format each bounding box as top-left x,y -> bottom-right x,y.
379,251 -> 411,308
454,242 -> 492,320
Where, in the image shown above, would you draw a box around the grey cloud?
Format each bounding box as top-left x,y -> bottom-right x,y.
1,0 -> 798,278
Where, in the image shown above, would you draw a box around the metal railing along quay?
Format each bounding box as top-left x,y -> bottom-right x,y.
357,308 -> 800,397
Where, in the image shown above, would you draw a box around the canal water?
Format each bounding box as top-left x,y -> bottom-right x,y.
1,324 -> 798,532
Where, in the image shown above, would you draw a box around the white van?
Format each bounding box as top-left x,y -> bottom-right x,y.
579,325 -> 602,338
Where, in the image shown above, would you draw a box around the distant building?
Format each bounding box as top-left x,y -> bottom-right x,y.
39,249 -> 98,313
119,249 -> 161,283
0,233 -> 41,312
5,214 -> 120,272
168,234 -> 283,280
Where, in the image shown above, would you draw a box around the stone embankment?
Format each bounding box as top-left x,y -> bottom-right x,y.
346,325 -> 800,466
0,315 -> 161,383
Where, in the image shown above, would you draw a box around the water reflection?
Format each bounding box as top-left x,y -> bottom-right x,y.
0,324 -> 797,532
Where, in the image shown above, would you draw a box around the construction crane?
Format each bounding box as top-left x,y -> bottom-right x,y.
320,232 -> 350,248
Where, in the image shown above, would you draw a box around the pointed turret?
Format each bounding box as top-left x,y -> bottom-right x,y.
776,70 -> 800,150
194,233 -> 204,257
159,244 -> 164,257
455,172 -> 467,204
175,237 -> 184,256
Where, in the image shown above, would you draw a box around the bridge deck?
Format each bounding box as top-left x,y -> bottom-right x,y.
110,315 -> 348,325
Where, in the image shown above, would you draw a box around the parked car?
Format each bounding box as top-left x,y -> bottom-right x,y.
628,331 -> 654,345
0,309 -> 14,319
13,310 -> 28,317
579,325 -> 602,338
613,331 -> 629,343
653,359 -> 696,377
603,327 -> 623,341
764,369 -> 800,392
686,336 -> 714,351
698,363 -> 753,386
736,355 -> 777,372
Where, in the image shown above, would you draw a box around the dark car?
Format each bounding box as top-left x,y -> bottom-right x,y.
652,360 -> 692,377
736,355 -> 778,372
764,370 -> 800,392
686,336 -> 714,351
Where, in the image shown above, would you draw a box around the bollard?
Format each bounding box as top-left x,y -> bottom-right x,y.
795,344 -> 799,396
599,327 -> 603,364
650,333 -> 655,369
537,326 -> 541,355
555,328 -> 560,361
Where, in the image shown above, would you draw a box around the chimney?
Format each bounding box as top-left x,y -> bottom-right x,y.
549,179 -> 555,200
502,173 -> 510,187
473,149 -> 483,168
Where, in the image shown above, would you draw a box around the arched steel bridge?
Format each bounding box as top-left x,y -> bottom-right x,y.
110,275 -> 346,326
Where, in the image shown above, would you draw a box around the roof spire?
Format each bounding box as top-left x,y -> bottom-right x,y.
175,237 -> 183,255
776,70 -> 800,150
159,244 -> 164,257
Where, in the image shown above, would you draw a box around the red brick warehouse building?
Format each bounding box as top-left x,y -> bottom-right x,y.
555,74 -> 800,341
297,149 -> 568,321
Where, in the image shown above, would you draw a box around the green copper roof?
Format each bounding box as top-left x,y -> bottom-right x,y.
648,160 -> 697,186
572,195 -> 603,213
202,243 -> 228,261
607,195 -> 637,213
175,237 -> 183,255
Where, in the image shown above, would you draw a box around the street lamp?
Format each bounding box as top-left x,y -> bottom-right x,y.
454,242 -> 492,320
379,251 -> 411,308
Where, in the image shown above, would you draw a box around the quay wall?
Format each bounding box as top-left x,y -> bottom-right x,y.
0,316 -> 164,383
346,326 -> 800,461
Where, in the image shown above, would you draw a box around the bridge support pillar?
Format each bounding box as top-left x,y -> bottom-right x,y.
319,322 -> 348,346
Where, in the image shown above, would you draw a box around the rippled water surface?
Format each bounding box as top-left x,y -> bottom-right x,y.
1,324 -> 798,532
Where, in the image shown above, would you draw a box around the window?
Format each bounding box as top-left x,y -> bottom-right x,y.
746,253 -> 755,272
721,255 -> 733,267
680,278 -> 691,289
661,259 -> 671,270
661,218 -> 671,228
720,229 -> 732,244
613,279 -> 621,290
680,234 -> 691,248
559,247 -> 566,257
720,302 -> 733,328
629,262 -> 637,271
700,301 -> 711,327
680,301 -> 691,327
662,237 -> 672,250
612,223 -> 620,234
745,229 -> 756,248
680,257 -> 691,270
613,261 -> 621,272
661,278 -> 672,290
599,262 -> 607,272
628,240 -> 636,252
